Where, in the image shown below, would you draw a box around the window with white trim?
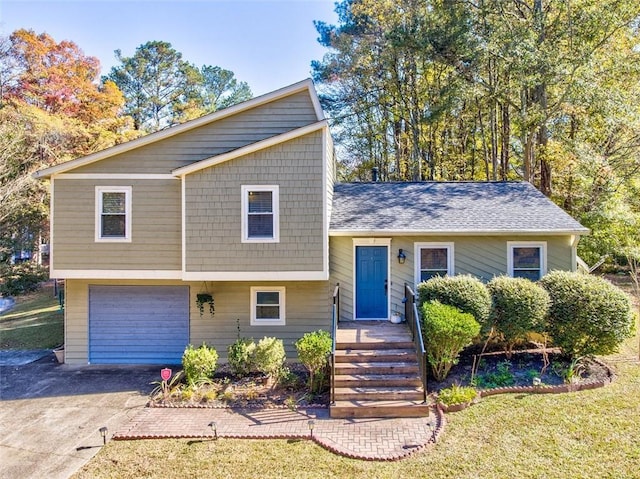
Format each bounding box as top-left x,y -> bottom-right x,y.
241,185 -> 279,243
95,186 -> 131,242
250,287 -> 285,325
508,242 -> 547,280
415,243 -> 454,283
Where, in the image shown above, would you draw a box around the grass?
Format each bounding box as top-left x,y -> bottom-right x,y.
72,277 -> 640,479
0,282 -> 63,349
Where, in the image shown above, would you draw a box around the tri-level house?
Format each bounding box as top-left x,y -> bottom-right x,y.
35,79 -> 588,417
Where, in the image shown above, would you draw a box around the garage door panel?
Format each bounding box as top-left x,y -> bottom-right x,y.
89,285 -> 189,364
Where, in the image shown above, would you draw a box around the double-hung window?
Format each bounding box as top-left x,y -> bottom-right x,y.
95,186 -> 131,242
241,185 -> 279,243
250,287 -> 285,325
414,243 -> 454,284
508,242 -> 547,280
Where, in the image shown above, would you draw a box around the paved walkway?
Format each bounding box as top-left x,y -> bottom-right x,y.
114,406 -> 446,461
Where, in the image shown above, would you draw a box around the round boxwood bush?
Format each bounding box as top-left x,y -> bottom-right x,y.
295,330 -> 332,393
488,276 -> 550,357
417,274 -> 491,324
254,337 -> 286,381
421,300 -> 481,381
227,337 -> 256,377
182,343 -> 219,386
539,271 -> 634,358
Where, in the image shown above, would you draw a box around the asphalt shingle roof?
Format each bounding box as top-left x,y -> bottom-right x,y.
329,181 -> 588,234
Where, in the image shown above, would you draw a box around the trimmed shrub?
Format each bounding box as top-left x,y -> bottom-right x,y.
437,384 -> 478,406
488,276 -> 550,357
421,300 -> 481,381
182,343 -> 218,386
0,263 -> 48,297
254,337 -> 286,381
417,274 -> 491,324
540,271 -> 634,358
227,338 -> 256,377
295,330 -> 332,393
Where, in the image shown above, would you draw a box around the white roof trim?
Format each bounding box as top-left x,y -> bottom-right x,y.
33,78 -> 323,179
173,121 -> 328,176
329,229 -> 589,236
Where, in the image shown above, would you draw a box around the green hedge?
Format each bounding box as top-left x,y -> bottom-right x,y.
182,343 -> 219,386
488,276 -> 550,356
0,263 -> 48,297
421,300 -> 481,381
417,274 -> 491,324
539,271 -> 634,358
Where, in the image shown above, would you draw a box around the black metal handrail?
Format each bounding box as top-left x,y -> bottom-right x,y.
330,283 -> 340,405
404,283 -> 428,403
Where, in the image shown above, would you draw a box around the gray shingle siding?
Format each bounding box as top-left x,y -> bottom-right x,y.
330,181 -> 588,234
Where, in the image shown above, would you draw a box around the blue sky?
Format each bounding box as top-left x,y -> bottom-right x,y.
0,0 -> 337,96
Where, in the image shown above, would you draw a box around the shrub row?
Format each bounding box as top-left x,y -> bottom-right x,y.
418,272 -> 634,380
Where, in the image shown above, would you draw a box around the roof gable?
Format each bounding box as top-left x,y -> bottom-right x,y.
330,181 -> 588,235
34,79 -> 323,179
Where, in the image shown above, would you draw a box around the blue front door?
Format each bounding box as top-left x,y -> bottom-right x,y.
355,246 -> 388,319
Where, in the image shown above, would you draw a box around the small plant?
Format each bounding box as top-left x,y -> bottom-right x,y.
295,330 -> 332,394
150,370 -> 184,401
552,358 -> 586,384
254,337 -> 286,383
421,300 -> 481,381
201,390 -> 218,402
437,384 -> 478,407
182,343 -> 219,386
196,293 -> 215,317
474,360 -> 515,389
228,337 -> 256,377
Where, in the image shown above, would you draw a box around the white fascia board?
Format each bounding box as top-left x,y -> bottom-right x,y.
54,173 -> 177,180
173,121 -> 328,176
182,271 -> 329,281
51,269 -> 183,280
33,79 -> 321,179
329,229 -> 590,237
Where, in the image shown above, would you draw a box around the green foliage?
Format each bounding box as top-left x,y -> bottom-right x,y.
254,337 -> 286,381
417,274 -> 491,324
540,271 -> 634,359
437,384 -> 478,406
473,360 -> 515,389
488,276 -> 550,356
182,343 -> 219,386
0,262 -> 48,296
421,300 -> 481,381
295,330 -> 332,394
227,337 -> 256,377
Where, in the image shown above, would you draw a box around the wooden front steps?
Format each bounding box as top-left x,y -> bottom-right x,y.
330,322 -> 429,419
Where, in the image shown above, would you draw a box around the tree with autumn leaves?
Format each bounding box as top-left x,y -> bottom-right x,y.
0,30 -> 252,266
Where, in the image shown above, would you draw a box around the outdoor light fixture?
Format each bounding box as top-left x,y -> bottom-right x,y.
397,249 -> 407,264
532,377 -> 542,387
99,426 -> 108,446
208,421 -> 218,440
307,419 -> 315,438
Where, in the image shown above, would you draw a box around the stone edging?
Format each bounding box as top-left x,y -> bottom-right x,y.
147,401 -> 328,409
440,358 -> 616,411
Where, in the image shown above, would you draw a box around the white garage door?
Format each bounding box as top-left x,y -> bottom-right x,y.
89,285 -> 189,364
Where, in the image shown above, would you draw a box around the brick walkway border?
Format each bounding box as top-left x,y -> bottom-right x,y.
114,406 -> 446,461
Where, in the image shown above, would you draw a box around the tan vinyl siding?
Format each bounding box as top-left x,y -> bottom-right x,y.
185,131 -> 325,272
53,179 -> 181,270
63,279 -> 330,364
329,235 -> 575,321
69,91 -> 319,175
190,281 -> 331,360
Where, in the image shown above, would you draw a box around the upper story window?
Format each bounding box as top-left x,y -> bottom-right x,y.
250,286 -> 285,325
414,242 -> 454,284
95,186 -> 131,242
241,185 -> 279,243
508,241 -> 547,280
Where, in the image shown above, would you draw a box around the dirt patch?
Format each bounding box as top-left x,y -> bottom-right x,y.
149,364 -> 329,409
427,347 -> 613,393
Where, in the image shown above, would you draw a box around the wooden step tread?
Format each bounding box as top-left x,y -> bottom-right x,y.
333,374 -> 422,388
334,361 -> 419,368
334,387 -> 424,401
335,349 -> 415,356
330,400 -> 431,418
336,341 -> 415,350
334,386 -> 424,394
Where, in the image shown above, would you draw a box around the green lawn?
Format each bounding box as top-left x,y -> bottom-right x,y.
73,278 -> 640,479
0,282 -> 63,349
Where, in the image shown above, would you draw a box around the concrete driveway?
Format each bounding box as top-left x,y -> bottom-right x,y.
0,353 -> 160,479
